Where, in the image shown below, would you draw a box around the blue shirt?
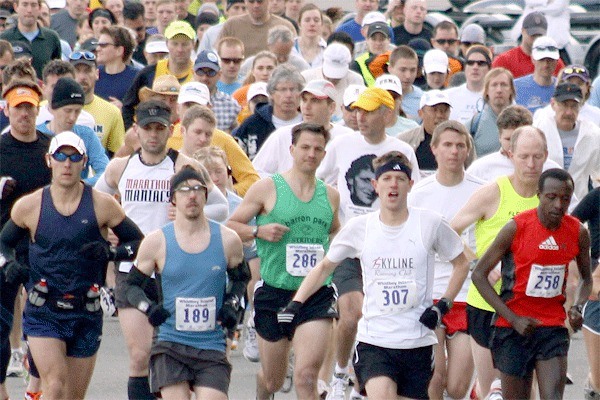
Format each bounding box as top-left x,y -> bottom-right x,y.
514,74 -> 556,114
402,85 -> 424,122
95,65 -> 139,102
335,18 -> 395,44
217,80 -> 242,96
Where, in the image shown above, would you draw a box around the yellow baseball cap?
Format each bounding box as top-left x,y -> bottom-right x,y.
164,20 -> 196,41
351,87 -> 395,111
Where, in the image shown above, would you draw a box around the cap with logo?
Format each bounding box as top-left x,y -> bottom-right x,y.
12,41 -> 32,59
343,84 -> 366,107
352,87 -> 395,111
194,50 -> 220,72
375,74 -> 402,96
51,77 -> 85,109
553,82 -> 583,103
248,82 -> 269,102
367,22 -> 389,38
178,82 -> 211,105
531,36 -> 559,61
522,11 -> 547,36
419,89 -> 451,109
164,20 -> 196,41
48,131 -> 87,155
139,75 -> 181,102
460,24 -> 485,44
561,65 -> 590,83
136,101 -> 171,127
322,43 -> 352,80
361,11 -> 387,27
423,49 -> 449,74
302,79 -> 336,101
4,85 -> 41,107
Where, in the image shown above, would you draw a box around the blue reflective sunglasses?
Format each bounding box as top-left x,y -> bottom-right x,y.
52,152 -> 84,163
69,51 -> 96,61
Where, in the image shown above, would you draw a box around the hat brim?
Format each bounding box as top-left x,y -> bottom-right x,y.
301,89 -> 330,100
368,29 -> 389,38
424,64 -> 448,74
70,59 -> 96,67
194,62 -> 220,72
322,62 -> 347,80
137,117 -> 170,127
177,93 -> 211,105
53,144 -> 85,155
554,95 -> 582,103
422,101 -> 452,109
525,27 -> 546,36
562,72 -> 590,83
139,87 -> 179,102
8,97 -> 38,107
351,99 -> 380,112
532,50 -> 559,61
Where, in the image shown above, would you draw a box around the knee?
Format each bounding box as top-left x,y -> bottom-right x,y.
128,346 -> 150,371
262,375 -> 284,394
294,366 -> 319,392
44,375 -> 68,397
446,380 -> 470,399
338,302 -> 361,326
429,369 -> 446,390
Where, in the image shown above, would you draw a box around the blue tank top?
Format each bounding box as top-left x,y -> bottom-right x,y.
158,221 -> 228,352
28,184 -> 104,295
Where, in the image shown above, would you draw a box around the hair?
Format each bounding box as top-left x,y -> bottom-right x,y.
538,168 -> 574,193
431,120 -> 472,151
346,154 -> 376,186
243,50 -> 277,85
0,39 -> 13,59
41,60 -> 75,82
156,0 -> 173,9
465,44 -> 492,64
181,104 -> 216,129
193,145 -> 229,170
372,150 -> 410,171
291,122 -> 329,145
326,31 -> 354,55
389,45 -> 417,66
13,0 -> 41,6
2,77 -> 42,98
496,105 -> 533,131
510,125 -> 547,153
216,36 -> 244,55
123,0 -> 144,20
483,67 -> 515,103
298,3 -> 322,26
267,64 -> 305,95
432,20 -> 458,37
101,25 -> 135,61
88,7 -> 116,29
267,25 -> 294,46
2,58 -> 36,85
324,7 -> 344,24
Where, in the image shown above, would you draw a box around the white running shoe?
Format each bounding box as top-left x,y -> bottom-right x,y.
243,318 -> 260,362
7,349 -> 24,377
318,379 -> 330,399
348,388 -> 365,400
280,352 -> 294,393
326,372 -> 349,400
485,379 -> 503,400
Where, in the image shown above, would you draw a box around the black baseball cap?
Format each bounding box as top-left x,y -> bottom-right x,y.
553,82 -> 583,103
135,100 -> 171,127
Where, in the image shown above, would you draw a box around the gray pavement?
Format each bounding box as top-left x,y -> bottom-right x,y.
6,316 -> 590,399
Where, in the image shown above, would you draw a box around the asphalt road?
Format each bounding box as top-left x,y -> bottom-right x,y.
5,315 -> 591,399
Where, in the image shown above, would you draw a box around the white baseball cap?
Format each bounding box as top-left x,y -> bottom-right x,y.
423,49 -> 449,74
48,131 -> 86,155
302,79 -> 337,101
375,74 -> 402,96
247,82 -> 269,102
177,82 -> 211,105
323,43 -> 352,80
419,90 -> 451,109
531,36 -> 559,61
145,40 -> 169,54
361,11 -> 387,27
342,84 -> 366,107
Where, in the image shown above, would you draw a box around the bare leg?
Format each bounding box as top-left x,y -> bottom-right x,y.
470,337 -> 497,398
335,291 -> 363,369
364,376 -> 398,400
193,385 -> 228,400
65,353 -> 98,399
446,332 -> 475,399
256,337 -> 291,399
161,381 -> 191,400
428,328 -> 447,400
292,319 -> 333,398
583,325 -> 600,392
535,357 -> 567,400
28,337 -> 69,400
501,371 -> 533,400
119,308 -> 154,376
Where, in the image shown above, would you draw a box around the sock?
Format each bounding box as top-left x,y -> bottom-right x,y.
350,388 -> 362,398
335,363 -> 349,375
128,376 -> 154,400
11,348 -> 22,354
490,378 -> 501,390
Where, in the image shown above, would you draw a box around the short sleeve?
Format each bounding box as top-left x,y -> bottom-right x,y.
326,217 -> 365,263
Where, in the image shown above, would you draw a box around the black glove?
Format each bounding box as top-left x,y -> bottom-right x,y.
80,241 -> 116,264
146,303 -> 170,327
1,178 -> 16,199
218,295 -> 240,330
419,298 -> 452,330
277,301 -> 302,339
4,259 -> 29,286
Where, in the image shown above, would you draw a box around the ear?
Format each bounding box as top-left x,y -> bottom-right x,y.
45,154 -> 51,167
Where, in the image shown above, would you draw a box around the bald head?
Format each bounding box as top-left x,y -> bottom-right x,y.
510,125 -> 547,154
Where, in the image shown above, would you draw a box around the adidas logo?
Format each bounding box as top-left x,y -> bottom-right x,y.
539,236 -> 559,250
393,164 -> 402,170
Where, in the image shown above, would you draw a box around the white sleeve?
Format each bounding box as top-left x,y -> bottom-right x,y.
430,215 -> 464,262
326,218 -> 365,263
204,185 -> 229,222
316,140 -> 339,185
94,173 -> 117,195
252,130 -> 281,178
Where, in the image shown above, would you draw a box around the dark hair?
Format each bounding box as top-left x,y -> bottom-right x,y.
298,3 -> 322,25
291,122 -> 329,145
389,45 -> 417,66
88,7 -> 116,29
123,0 -> 144,21
2,58 -> 36,85
101,25 -> 135,61
42,59 -> 75,83
432,20 -> 458,37
326,31 -> 354,55
496,105 -> 532,131
372,151 -> 410,171
538,168 -> 574,193
2,77 -> 42,98
0,39 -> 13,59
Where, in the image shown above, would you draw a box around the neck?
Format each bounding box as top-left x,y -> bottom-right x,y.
173,213 -> 209,236
436,168 -> 464,186
18,21 -> 37,33
509,175 -> 538,198
520,43 -> 531,56
273,108 -> 298,120
534,73 -> 552,86
220,75 -> 237,84
379,205 -> 409,226
50,181 -> 83,205
299,35 -> 319,47
490,103 -> 505,116
285,168 -> 316,188
251,14 -> 269,25
363,130 -> 387,145
402,84 -> 413,95
104,60 -> 126,74
404,21 -> 421,34
557,120 -> 576,131
386,113 -> 398,127
84,91 -> 94,105
536,208 -> 561,230
467,81 -> 483,92
168,59 -> 191,76
10,129 -> 37,143
139,149 -> 167,165
47,119 -> 67,134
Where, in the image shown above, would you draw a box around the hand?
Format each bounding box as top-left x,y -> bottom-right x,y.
108,96 -> 123,110
568,305 -> 584,332
487,267 -> 502,286
80,241 -> 115,264
277,301 -> 302,339
1,177 -> 16,199
258,223 -> 290,242
511,316 -> 541,336
146,303 -> 170,327
419,298 -> 452,330
3,259 -> 29,286
218,296 -> 240,330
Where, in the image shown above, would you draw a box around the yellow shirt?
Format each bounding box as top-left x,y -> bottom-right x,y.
83,95 -> 125,154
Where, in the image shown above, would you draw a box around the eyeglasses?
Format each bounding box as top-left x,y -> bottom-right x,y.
461,41 -> 479,47
221,58 -> 243,65
533,45 -> 558,52
434,39 -> 458,45
195,68 -> 218,77
466,60 -> 490,67
69,51 -> 96,61
96,42 -> 116,48
175,184 -> 206,194
52,152 -> 84,163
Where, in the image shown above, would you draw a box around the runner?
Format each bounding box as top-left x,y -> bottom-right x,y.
125,166 -> 248,399
472,168 -> 592,399
0,131 -> 143,399
227,122 -> 340,399
281,150 -> 469,399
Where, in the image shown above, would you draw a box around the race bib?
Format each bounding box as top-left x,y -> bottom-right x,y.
374,280 -> 418,313
175,297 -> 216,332
525,264 -> 565,298
285,244 -> 324,276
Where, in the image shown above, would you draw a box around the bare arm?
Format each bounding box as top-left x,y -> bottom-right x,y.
135,231 -> 164,276
592,266 -> 600,301
326,185 -> 341,238
222,226 -> 244,268
292,257 -> 340,303
450,182 -> 499,235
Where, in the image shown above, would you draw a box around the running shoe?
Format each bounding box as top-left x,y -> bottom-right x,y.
326,372 -> 349,400
7,349 -> 24,377
100,286 -> 116,317
485,379 -> 503,400
349,388 -> 364,400
280,352 -> 294,393
318,379 -> 329,399
24,391 -> 42,400
243,318 -> 260,362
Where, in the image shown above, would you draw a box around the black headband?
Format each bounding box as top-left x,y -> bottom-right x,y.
170,167 -> 207,200
374,160 -> 412,180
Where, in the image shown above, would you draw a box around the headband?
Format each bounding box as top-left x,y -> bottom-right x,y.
374,159 -> 412,180
170,167 -> 207,201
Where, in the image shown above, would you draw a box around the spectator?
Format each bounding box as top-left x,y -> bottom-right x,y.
375,73 -> 418,136
387,45 -> 423,120
292,3 -> 327,68
351,21 -> 393,87
88,8 -> 116,39
459,23 -> 485,58
50,0 -> 86,47
422,49 -> 448,90
104,0 -> 124,24
197,0 -> 246,54
143,34 -> 168,65
123,1 -> 147,65
335,0 -> 378,42
393,0 -> 431,46
216,36 -> 244,95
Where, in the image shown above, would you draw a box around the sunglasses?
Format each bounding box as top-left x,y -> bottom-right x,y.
175,184 -> 206,194
563,66 -> 587,75
221,58 -> 243,65
195,68 -> 218,77
96,42 -> 116,48
70,51 -> 96,61
466,60 -> 489,67
52,152 -> 84,163
434,39 -> 457,45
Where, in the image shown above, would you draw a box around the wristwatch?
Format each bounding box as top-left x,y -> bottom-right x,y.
138,300 -> 150,313
252,226 -> 259,238
571,304 -> 583,314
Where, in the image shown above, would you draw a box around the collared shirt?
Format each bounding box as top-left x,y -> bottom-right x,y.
0,25 -> 61,77
211,90 -> 241,132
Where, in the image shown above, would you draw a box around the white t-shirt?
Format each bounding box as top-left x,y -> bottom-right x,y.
467,151 -> 562,183
408,173 -> 485,301
317,134 -> 421,224
445,84 -> 484,125
326,208 -> 464,349
252,123 -> 354,178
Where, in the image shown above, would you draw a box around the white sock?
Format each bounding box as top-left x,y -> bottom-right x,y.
335,363 -> 349,375
350,388 -> 362,398
490,378 -> 502,390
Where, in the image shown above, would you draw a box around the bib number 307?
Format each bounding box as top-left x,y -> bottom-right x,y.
286,244 -> 324,276
525,264 -> 565,298
176,297 -> 216,332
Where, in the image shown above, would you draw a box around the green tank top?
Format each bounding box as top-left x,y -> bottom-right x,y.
466,175 -> 539,311
257,174 -> 334,290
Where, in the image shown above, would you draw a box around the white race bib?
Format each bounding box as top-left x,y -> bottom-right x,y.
285,244 -> 324,276
374,279 -> 418,314
525,264 -> 565,298
175,297 -> 216,332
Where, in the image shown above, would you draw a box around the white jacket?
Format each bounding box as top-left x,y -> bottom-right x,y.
535,117 -> 600,199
